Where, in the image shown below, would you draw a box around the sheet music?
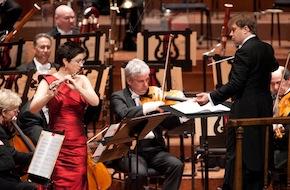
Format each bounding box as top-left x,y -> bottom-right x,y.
171,100 -> 230,114
92,123 -> 120,158
28,130 -> 64,179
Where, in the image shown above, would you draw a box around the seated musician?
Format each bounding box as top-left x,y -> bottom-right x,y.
17,33 -> 58,79
271,66 -> 290,183
49,5 -> 79,36
0,89 -> 37,190
17,33 -> 57,145
110,58 -> 184,190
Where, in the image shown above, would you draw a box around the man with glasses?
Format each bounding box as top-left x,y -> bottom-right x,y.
196,14 -> 279,190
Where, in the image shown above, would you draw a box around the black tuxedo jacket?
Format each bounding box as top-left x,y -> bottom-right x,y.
0,124 -> 32,181
111,87 -> 181,154
210,36 -> 279,171
17,101 -> 48,145
48,27 -> 80,37
17,60 -> 59,73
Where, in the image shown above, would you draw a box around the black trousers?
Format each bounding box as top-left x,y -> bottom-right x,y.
116,150 -> 184,190
0,177 -> 37,190
222,128 -> 264,190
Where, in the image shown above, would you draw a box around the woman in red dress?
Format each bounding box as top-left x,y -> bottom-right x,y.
30,41 -> 99,189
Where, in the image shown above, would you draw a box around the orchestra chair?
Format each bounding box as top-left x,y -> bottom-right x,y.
53,31 -> 106,65
0,39 -> 25,69
137,29 -> 196,70
161,0 -> 212,47
0,70 -> 35,105
211,58 -> 232,89
82,64 -> 111,135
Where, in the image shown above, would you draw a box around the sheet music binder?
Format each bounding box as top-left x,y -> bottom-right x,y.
28,130 -> 64,185
92,112 -> 171,162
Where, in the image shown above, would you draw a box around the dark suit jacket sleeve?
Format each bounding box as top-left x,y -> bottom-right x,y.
210,48 -> 250,104
111,91 -> 144,121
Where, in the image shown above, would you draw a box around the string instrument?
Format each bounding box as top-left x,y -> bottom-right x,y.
273,52 -> 290,139
87,128 -> 112,190
9,117 -> 35,181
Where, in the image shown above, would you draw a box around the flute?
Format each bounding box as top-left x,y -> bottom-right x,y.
49,68 -> 83,90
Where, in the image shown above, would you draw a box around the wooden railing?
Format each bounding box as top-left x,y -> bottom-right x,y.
227,116 -> 290,190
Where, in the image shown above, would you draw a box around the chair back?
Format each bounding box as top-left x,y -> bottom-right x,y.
0,39 -> 25,70
0,70 -> 34,105
53,31 -> 106,65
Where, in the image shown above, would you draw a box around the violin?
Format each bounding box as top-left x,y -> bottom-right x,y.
140,86 -> 187,106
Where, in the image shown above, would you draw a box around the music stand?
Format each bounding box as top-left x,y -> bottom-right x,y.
162,103 -> 230,190
93,112 -> 171,189
92,112 -> 171,163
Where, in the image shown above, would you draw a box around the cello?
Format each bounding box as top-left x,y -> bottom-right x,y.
87,127 -> 112,190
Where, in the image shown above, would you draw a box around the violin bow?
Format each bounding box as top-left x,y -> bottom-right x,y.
273,51 -> 290,115
161,34 -> 174,99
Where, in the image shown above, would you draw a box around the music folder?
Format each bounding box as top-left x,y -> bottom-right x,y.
92,112 -> 171,162
28,130 -> 64,184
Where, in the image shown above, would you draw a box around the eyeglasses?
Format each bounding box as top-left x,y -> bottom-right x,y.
71,58 -> 85,65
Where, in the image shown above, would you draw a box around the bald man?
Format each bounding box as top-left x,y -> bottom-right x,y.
271,66 -> 290,100
49,5 -> 79,36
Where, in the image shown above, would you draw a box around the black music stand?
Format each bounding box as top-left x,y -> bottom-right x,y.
162,103 -> 230,190
95,112 -> 170,189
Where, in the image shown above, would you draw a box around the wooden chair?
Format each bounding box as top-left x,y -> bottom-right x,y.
0,70 -> 35,105
137,29 -> 196,70
82,64 -> 111,135
0,39 -> 25,70
53,31 -> 106,65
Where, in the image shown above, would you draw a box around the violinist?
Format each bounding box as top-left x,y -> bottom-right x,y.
49,5 -> 79,36
196,14 -> 279,190
111,58 -> 184,190
30,41 -> 99,190
271,66 -> 290,101
0,89 -> 37,190
271,66 -> 290,185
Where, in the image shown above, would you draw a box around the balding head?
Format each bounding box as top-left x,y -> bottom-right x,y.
271,66 -> 284,96
54,5 -> 76,34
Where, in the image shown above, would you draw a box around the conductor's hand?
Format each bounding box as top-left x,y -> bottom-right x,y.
196,92 -> 209,105
143,101 -> 165,115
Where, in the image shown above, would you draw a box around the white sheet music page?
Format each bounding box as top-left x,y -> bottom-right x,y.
171,99 -> 230,114
28,130 -> 64,179
92,123 -> 120,158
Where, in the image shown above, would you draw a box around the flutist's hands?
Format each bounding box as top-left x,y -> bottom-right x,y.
196,92 -> 210,105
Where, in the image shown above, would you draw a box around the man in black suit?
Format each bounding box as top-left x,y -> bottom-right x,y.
111,58 -> 184,190
17,33 -> 55,75
0,89 -> 37,190
49,5 -> 79,36
196,14 -> 279,190
17,33 -> 53,145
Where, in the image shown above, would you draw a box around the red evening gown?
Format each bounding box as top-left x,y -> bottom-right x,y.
44,75 -> 88,190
